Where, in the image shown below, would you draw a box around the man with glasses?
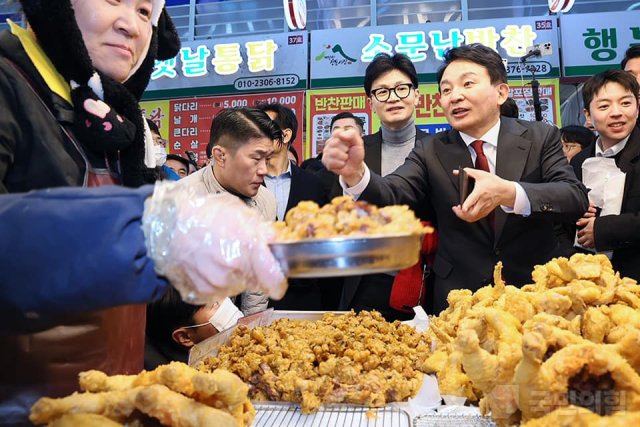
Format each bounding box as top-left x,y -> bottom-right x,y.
340,53 -> 437,321
560,125 -> 596,162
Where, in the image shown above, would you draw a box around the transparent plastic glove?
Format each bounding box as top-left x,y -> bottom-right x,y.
142,181 -> 287,304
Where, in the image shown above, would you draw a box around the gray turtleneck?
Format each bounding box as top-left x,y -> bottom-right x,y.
380,118 -> 417,176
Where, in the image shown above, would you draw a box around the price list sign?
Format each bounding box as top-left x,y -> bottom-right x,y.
143,91 -> 304,165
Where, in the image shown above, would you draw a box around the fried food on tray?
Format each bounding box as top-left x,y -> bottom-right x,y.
274,196 -> 430,241
46,413 -> 125,427
31,362 -> 251,427
198,310 -> 431,414
80,361 -> 250,419
428,254 -> 640,426
30,389 -> 140,425
135,384 -> 239,427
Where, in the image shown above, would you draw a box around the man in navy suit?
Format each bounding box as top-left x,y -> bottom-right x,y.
571,69 -> 640,281
258,103 -> 329,310
323,44 -> 589,314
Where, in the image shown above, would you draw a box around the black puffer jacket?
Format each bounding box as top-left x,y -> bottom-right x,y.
0,30 -> 125,193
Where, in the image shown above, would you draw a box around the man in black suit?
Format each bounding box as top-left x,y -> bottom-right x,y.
323,44 -> 589,314
258,103 -> 328,310
571,69 -> 640,281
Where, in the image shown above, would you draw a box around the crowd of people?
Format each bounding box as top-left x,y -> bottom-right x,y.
0,0 -> 639,424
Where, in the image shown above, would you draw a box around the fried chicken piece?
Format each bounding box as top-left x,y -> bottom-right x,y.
79,363 -> 252,426
437,350 -> 478,401
30,389 -> 140,425
46,413 -> 124,427
516,341 -> 640,423
135,385 -> 239,427
582,306 -> 612,343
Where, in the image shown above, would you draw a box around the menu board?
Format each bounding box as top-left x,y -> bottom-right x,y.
305,88 -> 372,159
142,91 -> 305,165
508,79 -> 561,126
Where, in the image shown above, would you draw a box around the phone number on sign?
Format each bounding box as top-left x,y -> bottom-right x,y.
506,63 -> 550,76
235,75 -> 299,90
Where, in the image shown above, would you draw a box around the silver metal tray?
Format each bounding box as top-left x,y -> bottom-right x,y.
413,414 -> 498,427
270,233 -> 422,278
253,403 -> 410,427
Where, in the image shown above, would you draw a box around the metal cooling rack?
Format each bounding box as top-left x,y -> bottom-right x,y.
253,403 -> 411,427
413,414 -> 498,427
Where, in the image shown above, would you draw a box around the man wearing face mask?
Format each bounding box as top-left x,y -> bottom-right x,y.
145,288 -> 242,369
147,118 -> 180,181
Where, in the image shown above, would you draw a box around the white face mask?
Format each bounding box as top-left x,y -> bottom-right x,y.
208,298 -> 243,331
154,145 -> 167,167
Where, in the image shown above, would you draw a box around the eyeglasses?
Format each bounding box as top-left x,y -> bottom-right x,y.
562,142 -> 582,152
370,83 -> 414,102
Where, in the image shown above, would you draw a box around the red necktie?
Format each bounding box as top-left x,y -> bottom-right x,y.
470,140 -> 495,233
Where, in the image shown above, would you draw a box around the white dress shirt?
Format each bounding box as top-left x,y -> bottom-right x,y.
264,161 -> 292,221
595,135 -> 630,158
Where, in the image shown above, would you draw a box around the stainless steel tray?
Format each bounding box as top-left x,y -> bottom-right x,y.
253,403 -> 410,427
413,414 -> 498,426
270,233 -> 422,278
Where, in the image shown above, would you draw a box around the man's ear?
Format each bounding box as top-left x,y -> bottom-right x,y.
212,146 -> 226,167
583,108 -> 592,124
282,128 -> 293,146
413,87 -> 421,107
497,82 -> 510,104
172,328 -> 195,348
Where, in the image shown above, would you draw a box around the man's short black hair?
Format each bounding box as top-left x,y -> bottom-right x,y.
582,68 -> 640,112
146,118 -> 160,135
146,287 -> 203,352
166,154 -> 190,170
560,125 -> 596,149
500,98 -> 519,119
330,112 -> 365,133
256,103 -> 298,148
437,43 -> 508,88
621,45 -> 640,70
363,53 -> 419,97
209,107 -> 283,154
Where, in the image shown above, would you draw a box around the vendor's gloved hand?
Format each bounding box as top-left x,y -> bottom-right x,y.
142,181 -> 287,304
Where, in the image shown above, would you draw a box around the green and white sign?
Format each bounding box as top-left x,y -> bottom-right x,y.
560,11 -> 640,77
310,16 -> 560,88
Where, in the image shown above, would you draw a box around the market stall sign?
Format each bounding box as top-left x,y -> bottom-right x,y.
560,11 -> 640,77
310,16 -> 560,88
305,79 -> 561,160
143,32 -> 308,99
142,91 -> 305,163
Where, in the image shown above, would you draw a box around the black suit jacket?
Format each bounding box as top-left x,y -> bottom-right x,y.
570,129 -> 640,281
360,118 -> 589,313
269,162 -> 329,311
286,162 -> 329,214
342,128 -> 436,311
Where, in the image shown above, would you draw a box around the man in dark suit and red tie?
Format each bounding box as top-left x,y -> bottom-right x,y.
322,43 -> 589,314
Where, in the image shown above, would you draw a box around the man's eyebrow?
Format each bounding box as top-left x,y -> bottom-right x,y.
440,71 -> 478,86
254,149 -> 273,156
